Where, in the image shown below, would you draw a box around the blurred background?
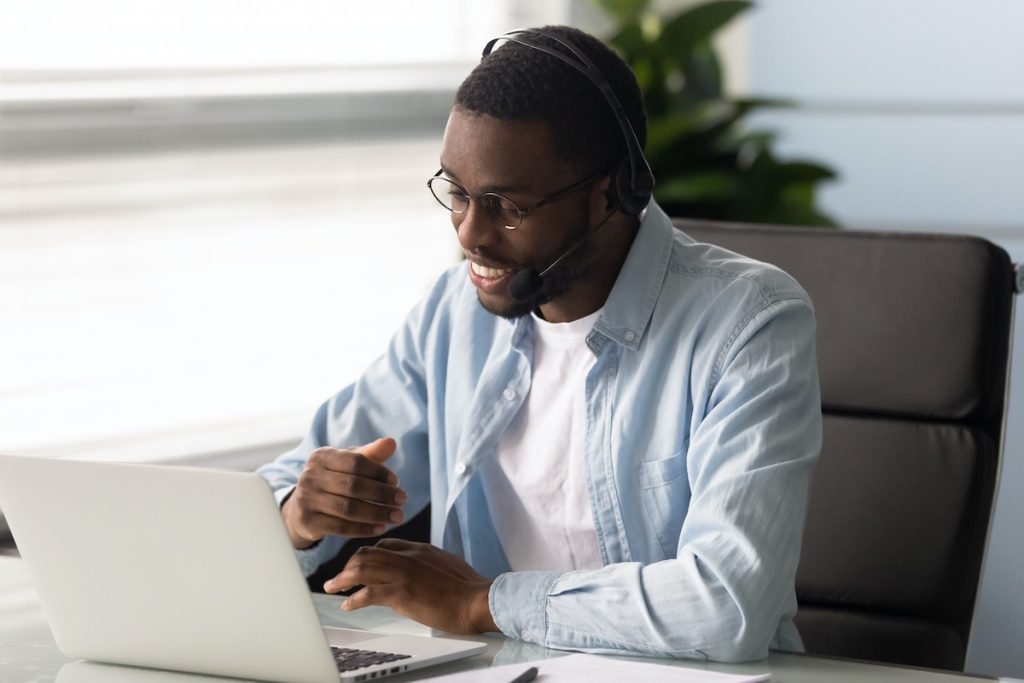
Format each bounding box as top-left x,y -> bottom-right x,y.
1,0 -> 1022,677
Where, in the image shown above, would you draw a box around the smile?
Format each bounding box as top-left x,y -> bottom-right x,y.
470,262 -> 512,280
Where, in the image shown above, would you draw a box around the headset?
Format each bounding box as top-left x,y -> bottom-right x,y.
481,28 -> 655,217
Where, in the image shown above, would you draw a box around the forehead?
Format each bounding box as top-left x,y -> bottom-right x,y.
439,108 -> 572,193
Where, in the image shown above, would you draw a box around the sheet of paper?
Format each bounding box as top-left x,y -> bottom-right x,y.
420,653 -> 770,682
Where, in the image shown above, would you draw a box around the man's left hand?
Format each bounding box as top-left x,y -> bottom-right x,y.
323,539 -> 498,635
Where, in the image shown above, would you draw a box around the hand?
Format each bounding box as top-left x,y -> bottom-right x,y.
282,438 -> 407,549
323,539 -> 498,635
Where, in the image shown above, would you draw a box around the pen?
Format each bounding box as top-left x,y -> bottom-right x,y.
508,665 -> 538,683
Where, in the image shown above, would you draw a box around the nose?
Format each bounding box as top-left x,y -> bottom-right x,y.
453,201 -> 501,253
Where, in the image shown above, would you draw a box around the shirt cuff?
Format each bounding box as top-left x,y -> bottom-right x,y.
270,483 -> 324,577
489,571 -> 559,644
273,483 -> 297,507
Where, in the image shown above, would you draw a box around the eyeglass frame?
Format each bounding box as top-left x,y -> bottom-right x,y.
427,168 -> 607,229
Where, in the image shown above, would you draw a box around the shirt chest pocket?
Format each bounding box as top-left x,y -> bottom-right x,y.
639,449 -> 691,559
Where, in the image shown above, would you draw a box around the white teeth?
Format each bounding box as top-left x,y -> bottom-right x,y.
471,262 -> 511,279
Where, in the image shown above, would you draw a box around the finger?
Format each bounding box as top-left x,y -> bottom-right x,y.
341,585 -> 395,611
352,437 -> 397,465
300,511 -> 387,540
325,553 -> 402,593
312,471 -> 407,508
373,538 -> 420,552
315,492 -> 404,526
310,447 -> 397,485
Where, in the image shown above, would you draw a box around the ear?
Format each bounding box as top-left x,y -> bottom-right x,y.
589,174 -> 615,218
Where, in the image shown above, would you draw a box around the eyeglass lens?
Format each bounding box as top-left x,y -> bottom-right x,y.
428,177 -> 524,228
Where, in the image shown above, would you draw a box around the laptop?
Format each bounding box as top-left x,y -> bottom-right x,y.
0,454 -> 486,683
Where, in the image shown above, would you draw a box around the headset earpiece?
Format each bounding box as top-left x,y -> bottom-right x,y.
607,155 -> 653,216
611,157 -> 640,216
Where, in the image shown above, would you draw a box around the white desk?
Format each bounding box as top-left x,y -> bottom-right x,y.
0,556 -> 1011,683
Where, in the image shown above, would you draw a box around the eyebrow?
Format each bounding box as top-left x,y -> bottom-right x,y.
438,164 -> 534,197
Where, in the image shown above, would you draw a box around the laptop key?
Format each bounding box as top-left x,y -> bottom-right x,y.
330,646 -> 412,672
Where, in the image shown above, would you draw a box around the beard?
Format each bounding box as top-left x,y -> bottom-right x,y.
476,214 -> 596,320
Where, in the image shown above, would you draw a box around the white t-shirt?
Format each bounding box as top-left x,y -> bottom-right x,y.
480,308 -> 604,572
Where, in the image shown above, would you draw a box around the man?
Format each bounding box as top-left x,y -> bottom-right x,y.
258,25 -> 821,662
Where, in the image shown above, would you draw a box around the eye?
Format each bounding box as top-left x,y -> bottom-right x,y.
489,194 -> 522,218
446,188 -> 470,210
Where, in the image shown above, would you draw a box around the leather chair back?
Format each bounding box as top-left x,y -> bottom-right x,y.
676,218 -> 1018,670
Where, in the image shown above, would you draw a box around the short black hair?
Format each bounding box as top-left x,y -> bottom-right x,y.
455,25 -> 647,176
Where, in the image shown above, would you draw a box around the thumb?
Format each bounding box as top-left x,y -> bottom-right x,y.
352,437 -> 397,464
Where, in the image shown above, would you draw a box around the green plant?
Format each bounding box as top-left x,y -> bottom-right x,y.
593,0 -> 838,226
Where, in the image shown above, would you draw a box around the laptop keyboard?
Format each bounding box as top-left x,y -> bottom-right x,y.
330,646 -> 412,673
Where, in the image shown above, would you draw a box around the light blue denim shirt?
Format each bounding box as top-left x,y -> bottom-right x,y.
258,201 -> 821,662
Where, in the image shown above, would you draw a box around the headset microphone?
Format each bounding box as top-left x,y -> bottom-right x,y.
507,211 -> 615,303
507,269 -> 544,303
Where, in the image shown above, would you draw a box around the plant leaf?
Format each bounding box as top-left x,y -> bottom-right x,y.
590,0 -> 651,26
778,161 -> 838,183
646,110 -> 711,154
680,41 -> 723,101
716,129 -> 776,155
732,97 -> 796,114
656,171 -> 740,202
659,1 -> 752,64
607,21 -> 648,61
645,101 -> 746,171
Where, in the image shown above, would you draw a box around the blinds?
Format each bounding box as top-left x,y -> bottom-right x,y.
0,138 -> 456,461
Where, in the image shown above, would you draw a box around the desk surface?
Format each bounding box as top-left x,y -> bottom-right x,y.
0,556 -> 1012,683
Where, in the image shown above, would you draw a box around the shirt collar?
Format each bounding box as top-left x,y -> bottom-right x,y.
590,201 -> 674,351
505,201 -> 675,351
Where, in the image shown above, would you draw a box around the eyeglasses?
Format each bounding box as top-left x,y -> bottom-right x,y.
427,169 -> 605,229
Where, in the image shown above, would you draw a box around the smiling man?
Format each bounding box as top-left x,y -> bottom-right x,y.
258,26 -> 822,662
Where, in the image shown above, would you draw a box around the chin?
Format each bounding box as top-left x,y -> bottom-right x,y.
477,291 -> 537,320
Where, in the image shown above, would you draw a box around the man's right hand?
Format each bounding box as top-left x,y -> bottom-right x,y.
282,437 -> 407,549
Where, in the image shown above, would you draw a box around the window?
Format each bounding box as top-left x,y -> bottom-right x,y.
0,2 -> 570,463
0,1 -> 509,69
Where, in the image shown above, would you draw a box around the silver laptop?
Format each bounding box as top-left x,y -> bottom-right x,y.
0,454 -> 486,683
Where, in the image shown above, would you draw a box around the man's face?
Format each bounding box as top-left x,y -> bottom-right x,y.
438,109 -> 601,320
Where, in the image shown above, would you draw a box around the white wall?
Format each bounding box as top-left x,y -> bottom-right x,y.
730,1 -> 1024,677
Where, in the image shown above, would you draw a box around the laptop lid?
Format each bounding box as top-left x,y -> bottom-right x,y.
0,454 -> 346,683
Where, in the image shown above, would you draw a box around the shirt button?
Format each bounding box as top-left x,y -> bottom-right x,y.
624,330 -> 636,342
454,462 -> 468,475
503,387 -> 516,401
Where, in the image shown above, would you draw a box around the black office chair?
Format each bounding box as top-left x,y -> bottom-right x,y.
676,218 -> 1020,671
